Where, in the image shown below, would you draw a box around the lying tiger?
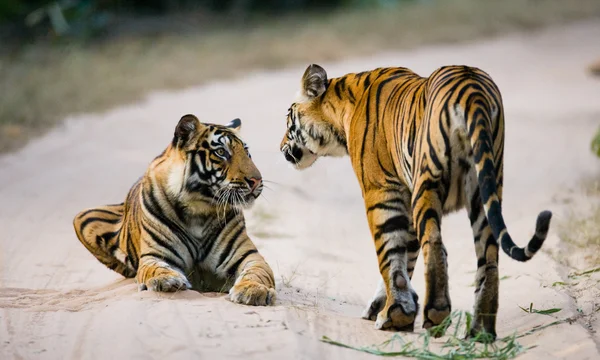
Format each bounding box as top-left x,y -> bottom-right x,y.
74,114 -> 276,306
280,64 -> 552,339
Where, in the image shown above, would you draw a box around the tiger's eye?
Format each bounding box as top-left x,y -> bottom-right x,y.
215,149 -> 226,156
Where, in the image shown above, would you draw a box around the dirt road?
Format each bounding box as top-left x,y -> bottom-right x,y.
1,21 -> 599,359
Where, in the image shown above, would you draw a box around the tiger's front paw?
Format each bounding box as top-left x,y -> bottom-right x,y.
229,280 -> 276,306
143,273 -> 192,292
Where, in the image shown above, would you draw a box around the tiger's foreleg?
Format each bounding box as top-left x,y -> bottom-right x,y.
136,255 -> 192,292
214,233 -> 276,306
412,178 -> 451,334
136,229 -> 192,292
363,189 -> 420,331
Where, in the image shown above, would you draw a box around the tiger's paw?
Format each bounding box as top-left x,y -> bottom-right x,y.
362,286 -> 387,321
375,304 -> 417,331
466,326 -> 497,343
144,273 -> 192,292
229,280 -> 276,306
422,306 -> 451,335
422,299 -> 452,338
361,296 -> 386,321
374,290 -> 419,331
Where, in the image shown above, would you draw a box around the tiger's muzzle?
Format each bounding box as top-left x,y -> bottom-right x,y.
282,143 -> 304,165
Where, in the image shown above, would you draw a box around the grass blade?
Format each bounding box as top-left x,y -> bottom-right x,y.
519,303 -> 562,315
320,311 -> 528,359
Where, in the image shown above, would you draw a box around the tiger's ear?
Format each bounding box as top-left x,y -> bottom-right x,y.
301,64 -> 328,100
174,114 -> 201,147
225,118 -> 242,133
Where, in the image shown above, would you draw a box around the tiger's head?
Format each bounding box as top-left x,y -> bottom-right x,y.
280,64 -> 348,170
163,114 -> 262,210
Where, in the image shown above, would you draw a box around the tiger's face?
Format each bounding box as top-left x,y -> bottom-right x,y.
280,64 -> 347,170
169,114 -> 262,210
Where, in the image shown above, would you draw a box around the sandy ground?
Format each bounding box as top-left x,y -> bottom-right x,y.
1,21 -> 600,360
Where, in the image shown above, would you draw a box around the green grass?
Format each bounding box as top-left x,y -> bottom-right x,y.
518,303 -> 562,316
568,267 -> 600,278
321,311 -> 529,359
2,0 -> 600,153
320,310 -> 580,358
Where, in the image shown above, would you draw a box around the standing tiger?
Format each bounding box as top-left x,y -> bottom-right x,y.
280,64 -> 552,339
74,114 -> 276,306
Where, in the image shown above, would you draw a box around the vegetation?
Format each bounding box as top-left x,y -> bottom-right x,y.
320,309 -> 587,359
321,311 -> 528,359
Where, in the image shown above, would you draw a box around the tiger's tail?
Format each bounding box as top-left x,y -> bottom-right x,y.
461,95 -> 552,262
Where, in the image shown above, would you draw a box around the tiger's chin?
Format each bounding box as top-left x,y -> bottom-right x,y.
293,156 -> 318,170
288,150 -> 319,170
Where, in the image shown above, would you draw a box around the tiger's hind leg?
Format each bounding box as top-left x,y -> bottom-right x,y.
73,204 -> 136,278
363,188 -> 420,330
412,179 -> 452,334
465,171 -> 498,342
362,234 -> 420,322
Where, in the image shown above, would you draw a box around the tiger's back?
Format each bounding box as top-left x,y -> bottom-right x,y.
345,66 -> 504,209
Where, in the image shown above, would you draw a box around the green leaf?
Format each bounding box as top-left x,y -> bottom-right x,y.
519,303 -> 561,315
570,267 -> 600,277
534,308 -> 562,315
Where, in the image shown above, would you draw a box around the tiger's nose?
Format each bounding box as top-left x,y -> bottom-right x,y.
245,177 -> 262,193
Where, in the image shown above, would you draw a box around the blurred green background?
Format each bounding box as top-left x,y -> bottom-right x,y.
1,0 -> 600,154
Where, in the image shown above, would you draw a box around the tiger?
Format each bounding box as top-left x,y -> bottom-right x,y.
73,114 -> 276,306
279,64 -> 552,340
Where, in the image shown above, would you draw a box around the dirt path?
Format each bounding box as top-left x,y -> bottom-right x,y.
1,21 -> 599,360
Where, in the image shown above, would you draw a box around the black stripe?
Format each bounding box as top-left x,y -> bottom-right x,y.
347,86 -> 356,104
379,259 -> 391,273
334,79 -> 343,99
359,93 -> 371,186
217,225 -> 245,267
140,252 -> 181,270
78,207 -> 122,219
381,246 -> 406,261
406,239 -> 420,253
101,229 -> 120,243
221,238 -> 248,271
376,242 -> 385,256
477,158 -> 496,204
226,249 -> 258,278
80,216 -> 120,233
144,190 -> 198,260
374,215 -> 410,240
142,224 -> 186,267
469,189 -> 482,225
367,202 -> 405,213
126,232 -> 138,269
418,208 -> 439,240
